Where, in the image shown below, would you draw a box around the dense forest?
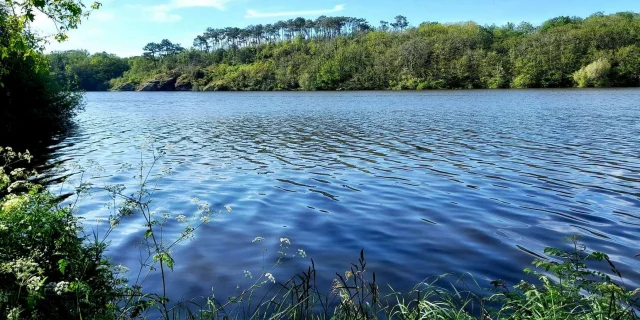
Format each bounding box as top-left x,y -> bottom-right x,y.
50,12 -> 640,91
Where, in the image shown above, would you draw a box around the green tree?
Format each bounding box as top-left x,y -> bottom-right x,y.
573,58 -> 612,87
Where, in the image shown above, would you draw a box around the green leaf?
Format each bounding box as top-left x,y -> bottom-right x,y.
58,259 -> 69,274
144,229 -> 153,239
153,252 -> 175,270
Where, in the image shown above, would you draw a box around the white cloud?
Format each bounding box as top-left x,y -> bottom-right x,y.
172,0 -> 232,10
245,4 -> 345,19
149,0 -> 232,22
150,5 -> 183,22
91,11 -> 116,22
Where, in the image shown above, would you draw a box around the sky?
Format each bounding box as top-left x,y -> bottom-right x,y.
34,0 -> 639,57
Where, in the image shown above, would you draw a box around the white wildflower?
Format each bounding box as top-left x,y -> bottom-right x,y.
243,270 -> 252,279
9,168 -> 24,177
200,216 -> 210,223
225,205 -> 233,213
280,238 -> 291,245
109,218 -> 118,228
55,281 -> 70,295
114,264 -> 130,274
252,237 -> 264,243
176,215 -> 187,222
297,249 -> 307,258
265,273 -> 275,284
27,276 -> 44,292
198,202 -> 211,213
96,265 -> 109,271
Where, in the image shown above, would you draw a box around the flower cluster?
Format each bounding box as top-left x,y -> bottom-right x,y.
54,282 -> 70,295
265,273 -> 276,284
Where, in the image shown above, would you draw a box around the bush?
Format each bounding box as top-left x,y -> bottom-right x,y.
0,148 -> 120,319
573,58 -> 612,87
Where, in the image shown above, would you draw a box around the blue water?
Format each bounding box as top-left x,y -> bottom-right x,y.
42,89 -> 640,303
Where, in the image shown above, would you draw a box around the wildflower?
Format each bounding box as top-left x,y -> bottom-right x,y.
0,224 -> 7,232
225,205 -> 233,213
27,276 -> 45,292
244,270 -> 253,279
109,218 -> 118,228
9,168 -> 25,177
200,216 -> 210,223
114,264 -> 130,274
280,238 -> 291,245
55,281 -> 70,295
176,215 -> 187,222
96,265 -> 109,271
198,202 -> 211,213
297,249 -> 307,258
252,237 -> 264,243
265,273 -> 275,283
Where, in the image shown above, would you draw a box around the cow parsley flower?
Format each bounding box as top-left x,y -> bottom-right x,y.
114,264 -> 130,274
265,273 -> 275,283
280,238 -> 291,245
55,281 -> 70,295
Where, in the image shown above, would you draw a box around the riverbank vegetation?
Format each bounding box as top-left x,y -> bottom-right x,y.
0,2 -> 89,146
49,11 -> 640,91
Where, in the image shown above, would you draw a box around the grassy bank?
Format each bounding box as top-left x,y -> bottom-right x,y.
1,147 -> 639,319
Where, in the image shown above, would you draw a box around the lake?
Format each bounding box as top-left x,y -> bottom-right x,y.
41,89 -> 640,304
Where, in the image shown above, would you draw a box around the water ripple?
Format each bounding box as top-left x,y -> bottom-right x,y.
42,89 -> 640,302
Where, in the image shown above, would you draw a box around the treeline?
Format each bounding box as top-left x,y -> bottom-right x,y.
49,50 -> 129,91
190,15 -> 405,50
51,12 -> 640,91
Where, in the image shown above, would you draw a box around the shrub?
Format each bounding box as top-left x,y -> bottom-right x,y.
573,58 -> 612,87
0,148 -> 121,319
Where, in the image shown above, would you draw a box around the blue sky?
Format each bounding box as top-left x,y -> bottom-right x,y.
37,0 -> 639,57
